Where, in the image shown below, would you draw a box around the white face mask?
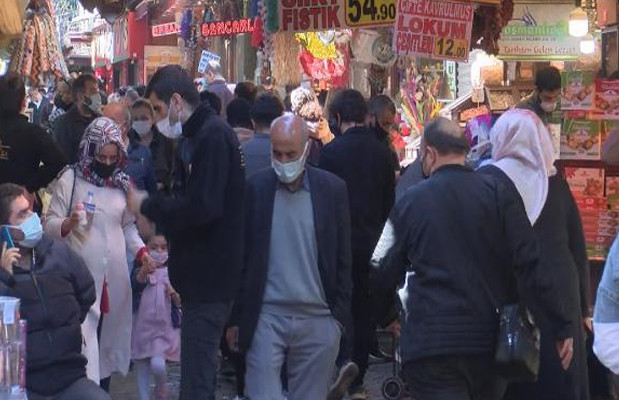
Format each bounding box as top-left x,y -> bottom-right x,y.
132,121 -> 152,136
156,101 -> 183,139
87,93 -> 102,114
272,142 -> 310,184
540,101 -> 557,113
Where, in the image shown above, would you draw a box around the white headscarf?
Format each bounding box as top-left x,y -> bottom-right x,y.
489,109 -> 557,225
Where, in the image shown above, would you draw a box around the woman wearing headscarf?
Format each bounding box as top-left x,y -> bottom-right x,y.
44,117 -> 152,387
479,109 -> 590,400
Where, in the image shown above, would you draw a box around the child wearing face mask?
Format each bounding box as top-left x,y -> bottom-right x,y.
131,234 -> 181,400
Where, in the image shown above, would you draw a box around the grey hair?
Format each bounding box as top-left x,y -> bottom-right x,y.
204,60 -> 223,77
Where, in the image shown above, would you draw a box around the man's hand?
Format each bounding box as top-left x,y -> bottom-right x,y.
0,242 -> 19,274
584,317 -> 593,334
127,187 -> 148,214
556,337 -> 574,370
226,326 -> 240,353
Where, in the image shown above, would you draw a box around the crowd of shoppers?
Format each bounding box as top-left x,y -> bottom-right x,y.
0,63 -> 615,400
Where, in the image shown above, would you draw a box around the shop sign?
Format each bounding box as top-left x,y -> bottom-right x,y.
92,24 -> 113,68
144,45 -> 183,83
279,0 -> 397,32
201,18 -> 254,37
70,41 -> 92,58
113,15 -> 130,63
197,50 -> 221,74
498,4 -> 580,61
393,0 -> 474,61
151,22 -> 180,37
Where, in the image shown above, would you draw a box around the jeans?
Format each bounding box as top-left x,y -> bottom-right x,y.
403,355 -> 508,400
28,377 -> 111,400
180,301 -> 232,400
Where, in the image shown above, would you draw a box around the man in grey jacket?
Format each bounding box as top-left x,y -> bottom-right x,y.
203,60 -> 234,118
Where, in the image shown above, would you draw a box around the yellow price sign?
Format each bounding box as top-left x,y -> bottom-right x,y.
345,0 -> 397,27
433,37 -> 469,60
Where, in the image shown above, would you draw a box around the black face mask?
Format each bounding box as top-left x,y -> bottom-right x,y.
92,160 -> 117,179
373,119 -> 389,141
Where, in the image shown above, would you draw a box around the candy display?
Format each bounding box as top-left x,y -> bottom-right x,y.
561,71 -> 595,111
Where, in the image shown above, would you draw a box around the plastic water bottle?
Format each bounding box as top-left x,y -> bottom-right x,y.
83,191 -> 95,214
83,191 -> 96,225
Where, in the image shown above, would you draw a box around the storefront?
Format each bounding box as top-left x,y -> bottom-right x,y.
92,20 -> 113,93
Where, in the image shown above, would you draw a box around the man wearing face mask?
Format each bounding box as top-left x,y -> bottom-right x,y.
227,115 -> 352,400
127,65 -> 245,400
516,66 -> 561,125
370,118 -> 545,400
0,183 -> 111,400
367,95 -> 402,175
319,89 -> 395,400
52,74 -> 101,163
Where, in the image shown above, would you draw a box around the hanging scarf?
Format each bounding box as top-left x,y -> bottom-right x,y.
71,117 -> 131,192
488,109 -> 556,225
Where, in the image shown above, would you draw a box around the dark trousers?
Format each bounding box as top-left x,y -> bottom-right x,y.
28,377 -> 111,400
180,301 -> 232,400
350,258 -> 373,389
403,355 -> 508,400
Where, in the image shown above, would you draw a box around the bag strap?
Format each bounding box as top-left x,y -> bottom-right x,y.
66,167 -> 77,218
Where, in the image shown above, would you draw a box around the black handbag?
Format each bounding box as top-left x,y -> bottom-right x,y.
494,303 -> 541,382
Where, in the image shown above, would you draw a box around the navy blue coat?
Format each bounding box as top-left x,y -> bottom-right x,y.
233,166 -> 353,352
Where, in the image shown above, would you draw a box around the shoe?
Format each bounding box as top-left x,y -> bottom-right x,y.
327,362 -> 359,400
369,348 -> 394,364
348,386 -> 369,400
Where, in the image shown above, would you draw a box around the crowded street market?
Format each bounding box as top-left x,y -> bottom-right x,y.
2,0 -> 619,399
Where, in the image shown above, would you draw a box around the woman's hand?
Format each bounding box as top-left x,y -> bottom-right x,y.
0,242 -> 19,274
61,204 -> 84,237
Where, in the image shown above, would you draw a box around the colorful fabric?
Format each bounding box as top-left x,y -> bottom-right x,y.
9,6 -> 68,86
298,45 -> 349,88
295,32 -> 338,60
488,109 -> 556,225
73,117 -> 131,193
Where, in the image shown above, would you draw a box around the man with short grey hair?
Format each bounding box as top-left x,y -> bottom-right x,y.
203,60 -> 233,117
228,114 -> 352,400
371,117 -> 571,400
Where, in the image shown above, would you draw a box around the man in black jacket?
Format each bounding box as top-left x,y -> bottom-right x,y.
227,115 -> 352,400
52,74 -> 100,163
0,183 -> 109,400
372,118 -> 573,400
0,74 -> 67,205
128,65 -> 245,400
319,89 -> 395,399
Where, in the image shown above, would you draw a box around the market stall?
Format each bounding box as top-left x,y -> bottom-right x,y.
9,0 -> 69,86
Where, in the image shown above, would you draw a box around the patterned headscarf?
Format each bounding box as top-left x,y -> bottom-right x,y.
74,117 -> 131,192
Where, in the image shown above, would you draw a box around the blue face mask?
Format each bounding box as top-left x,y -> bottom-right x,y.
17,213 -> 43,248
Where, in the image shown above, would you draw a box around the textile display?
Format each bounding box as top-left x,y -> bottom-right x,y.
9,3 -> 68,86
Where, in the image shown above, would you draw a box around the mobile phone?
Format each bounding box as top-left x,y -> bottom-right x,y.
1,226 -> 15,249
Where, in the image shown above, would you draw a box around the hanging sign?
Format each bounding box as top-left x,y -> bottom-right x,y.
197,50 -> 222,74
151,22 -> 180,37
345,0 -> 397,27
201,18 -> 254,37
279,0 -> 397,32
498,4 -> 580,61
393,0 -> 474,61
